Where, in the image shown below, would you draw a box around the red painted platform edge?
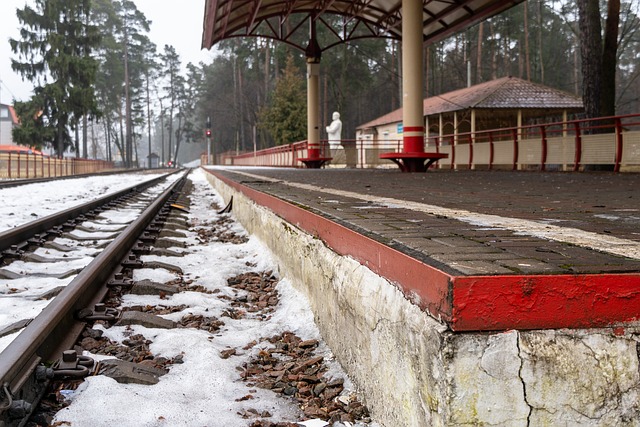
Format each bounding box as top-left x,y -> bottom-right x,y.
205,168 -> 640,332
453,274 -> 640,331
205,169 -> 454,322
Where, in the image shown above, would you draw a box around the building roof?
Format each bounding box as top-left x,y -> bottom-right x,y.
202,0 -> 525,53
0,104 -> 19,125
357,76 -> 584,130
9,105 -> 18,125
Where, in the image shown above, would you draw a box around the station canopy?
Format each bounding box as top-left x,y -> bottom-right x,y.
202,0 -> 525,52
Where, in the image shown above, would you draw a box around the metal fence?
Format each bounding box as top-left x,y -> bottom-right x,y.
218,113 -> 640,172
0,152 -> 114,179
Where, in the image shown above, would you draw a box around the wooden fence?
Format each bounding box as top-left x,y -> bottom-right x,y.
0,152 -> 114,179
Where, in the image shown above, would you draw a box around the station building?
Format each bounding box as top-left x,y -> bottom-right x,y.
356,76 -> 584,161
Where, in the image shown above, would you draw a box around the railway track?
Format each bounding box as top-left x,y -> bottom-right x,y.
0,168 -> 373,427
0,171 -> 181,248
0,169 -> 157,190
0,170 -> 189,426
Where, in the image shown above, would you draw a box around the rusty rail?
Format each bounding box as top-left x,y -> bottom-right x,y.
0,172 -> 178,253
0,170 -> 189,426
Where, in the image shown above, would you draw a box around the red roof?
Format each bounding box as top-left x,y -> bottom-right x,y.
9,105 -> 19,125
0,145 -> 44,155
1,104 -> 20,125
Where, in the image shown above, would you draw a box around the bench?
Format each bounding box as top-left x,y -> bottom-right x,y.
298,156 -> 333,168
379,152 -> 448,172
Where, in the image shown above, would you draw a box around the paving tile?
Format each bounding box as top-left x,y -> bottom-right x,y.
494,246 -> 571,262
497,259 -> 566,274
566,264 -> 640,274
447,261 -> 514,275
416,245 -> 504,256
431,237 -> 488,247
430,252 -> 521,262
219,169 -> 640,277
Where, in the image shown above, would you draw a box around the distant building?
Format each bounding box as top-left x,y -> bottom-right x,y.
0,103 -> 19,146
147,152 -> 159,168
356,76 -> 584,144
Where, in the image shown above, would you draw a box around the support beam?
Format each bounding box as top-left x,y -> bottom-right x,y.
379,0 -> 448,172
298,17 -> 332,168
308,62 -> 319,150
401,0 -> 424,154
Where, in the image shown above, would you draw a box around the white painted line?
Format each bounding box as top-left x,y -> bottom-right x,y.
226,170 -> 640,261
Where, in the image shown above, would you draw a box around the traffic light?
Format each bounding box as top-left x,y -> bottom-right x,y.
205,129 -> 212,137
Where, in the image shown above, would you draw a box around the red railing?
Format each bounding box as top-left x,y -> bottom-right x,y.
222,113 -> 640,172
228,141 -> 309,167
432,114 -> 640,172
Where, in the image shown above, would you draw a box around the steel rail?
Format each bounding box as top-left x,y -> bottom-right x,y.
0,171 -> 178,253
0,169 -> 156,190
0,170 -> 189,424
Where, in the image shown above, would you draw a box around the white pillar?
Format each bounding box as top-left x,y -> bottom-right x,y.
402,0 -> 424,153
517,109 -> 523,170
425,115 -> 430,147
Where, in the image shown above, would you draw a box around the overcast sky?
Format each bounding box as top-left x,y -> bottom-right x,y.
0,0 -> 216,104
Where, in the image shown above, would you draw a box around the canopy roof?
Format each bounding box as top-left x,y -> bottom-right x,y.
202,0 -> 525,52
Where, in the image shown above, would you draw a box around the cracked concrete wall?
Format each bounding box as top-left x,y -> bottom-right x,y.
206,172 -> 640,427
520,331 -> 640,425
447,331 -> 530,425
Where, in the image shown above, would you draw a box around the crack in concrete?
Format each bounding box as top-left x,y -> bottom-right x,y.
516,332 -> 533,427
579,336 -> 625,421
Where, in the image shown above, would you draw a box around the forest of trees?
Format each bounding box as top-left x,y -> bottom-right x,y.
8,0 -> 640,165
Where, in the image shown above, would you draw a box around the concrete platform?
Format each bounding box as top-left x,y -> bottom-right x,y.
201,167 -> 640,426
204,167 -> 640,331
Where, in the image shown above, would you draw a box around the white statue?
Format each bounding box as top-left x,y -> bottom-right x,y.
325,111 -> 342,148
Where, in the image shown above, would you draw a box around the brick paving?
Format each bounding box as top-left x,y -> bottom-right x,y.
212,168 -> 640,277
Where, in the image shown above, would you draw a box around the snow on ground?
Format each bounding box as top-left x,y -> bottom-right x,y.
0,172 -> 166,232
183,159 -> 201,168
0,168 -> 374,427
0,173 -> 182,352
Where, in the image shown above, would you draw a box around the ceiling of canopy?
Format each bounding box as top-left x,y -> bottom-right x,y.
202,0 -> 524,52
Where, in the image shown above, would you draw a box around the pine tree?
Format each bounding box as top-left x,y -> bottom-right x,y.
10,0 -> 100,156
160,45 -> 181,166
11,90 -> 54,150
576,0 -> 620,119
258,55 -> 307,145
115,0 -> 151,167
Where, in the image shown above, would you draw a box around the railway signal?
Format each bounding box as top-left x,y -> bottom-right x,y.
206,116 -> 212,138
206,116 -> 213,164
